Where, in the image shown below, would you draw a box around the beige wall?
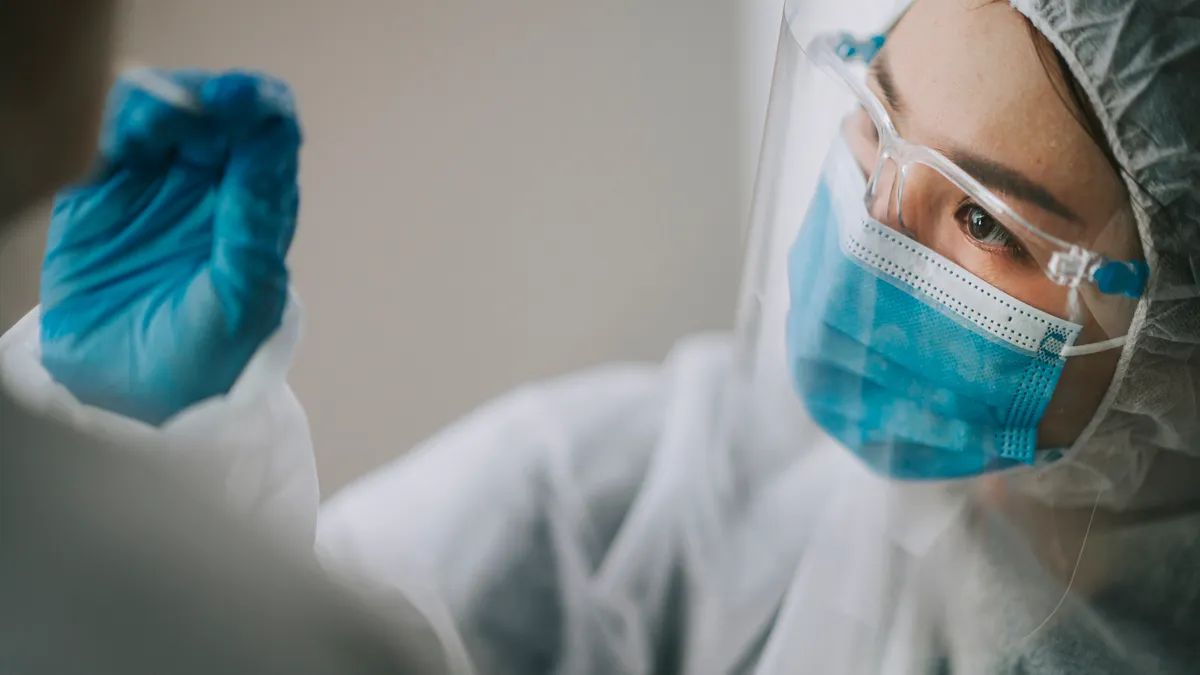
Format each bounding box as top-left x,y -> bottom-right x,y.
0,1 -> 745,494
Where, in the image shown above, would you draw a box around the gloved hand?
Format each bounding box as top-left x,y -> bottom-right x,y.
39,69 -> 302,426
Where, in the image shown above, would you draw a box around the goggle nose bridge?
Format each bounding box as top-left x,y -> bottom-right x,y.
865,139 -> 919,236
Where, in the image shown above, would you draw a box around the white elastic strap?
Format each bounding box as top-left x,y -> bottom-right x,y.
1060,335 -> 1126,357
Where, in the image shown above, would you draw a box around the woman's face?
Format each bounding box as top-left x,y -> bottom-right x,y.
845,0 -> 1142,448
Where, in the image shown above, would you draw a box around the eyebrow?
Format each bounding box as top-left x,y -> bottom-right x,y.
941,148 -> 1083,224
869,51 -> 1083,225
869,52 -> 906,116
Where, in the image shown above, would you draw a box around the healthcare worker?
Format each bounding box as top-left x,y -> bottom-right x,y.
0,2 -> 469,673
5,0 -> 1200,673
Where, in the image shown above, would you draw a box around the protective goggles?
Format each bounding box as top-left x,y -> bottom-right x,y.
809,31 -> 1146,341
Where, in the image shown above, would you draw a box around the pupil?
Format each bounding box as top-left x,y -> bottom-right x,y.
968,207 -> 992,240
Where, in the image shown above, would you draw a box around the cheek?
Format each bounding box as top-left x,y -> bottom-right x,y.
1037,330 -> 1122,448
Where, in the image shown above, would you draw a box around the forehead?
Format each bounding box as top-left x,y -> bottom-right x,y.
883,0 -> 1125,235
888,0 -> 1073,159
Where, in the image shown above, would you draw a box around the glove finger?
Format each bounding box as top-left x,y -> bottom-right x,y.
199,71 -> 299,135
99,68 -> 215,169
171,70 -> 300,171
92,70 -> 298,179
209,115 -> 300,333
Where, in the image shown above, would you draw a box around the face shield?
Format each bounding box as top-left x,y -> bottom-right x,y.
700,3 -> 1158,670
734,0 -> 1146,482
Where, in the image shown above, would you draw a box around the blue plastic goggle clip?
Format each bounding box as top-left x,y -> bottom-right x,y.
835,34 -> 886,63
1094,259 -> 1150,299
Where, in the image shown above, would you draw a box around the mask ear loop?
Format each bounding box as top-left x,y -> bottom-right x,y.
1058,283 -> 1128,357
1060,334 -> 1126,357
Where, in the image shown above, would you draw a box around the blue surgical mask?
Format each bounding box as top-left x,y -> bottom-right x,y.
785,138 -> 1121,480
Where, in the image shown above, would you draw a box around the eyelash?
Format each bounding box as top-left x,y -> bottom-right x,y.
952,200 -> 1032,263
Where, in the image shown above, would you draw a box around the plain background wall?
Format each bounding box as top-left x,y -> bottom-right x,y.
0,0 -> 784,495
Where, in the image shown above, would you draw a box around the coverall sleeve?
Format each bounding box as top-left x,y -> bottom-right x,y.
0,387 -> 466,675
0,297 -> 319,548
317,364 -> 666,675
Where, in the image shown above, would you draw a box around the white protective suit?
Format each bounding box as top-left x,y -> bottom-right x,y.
0,300 -> 474,675
5,0 -> 1200,673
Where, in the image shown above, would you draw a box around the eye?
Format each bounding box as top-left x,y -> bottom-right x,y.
954,202 -> 1030,261
959,203 -> 1004,244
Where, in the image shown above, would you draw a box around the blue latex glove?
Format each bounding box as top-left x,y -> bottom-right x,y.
40,69 -> 302,425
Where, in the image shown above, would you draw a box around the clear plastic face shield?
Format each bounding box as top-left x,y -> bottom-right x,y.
708,1 -> 1153,670
736,0 -> 1146,480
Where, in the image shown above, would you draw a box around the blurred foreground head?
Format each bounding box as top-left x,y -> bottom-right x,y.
0,0 -> 118,223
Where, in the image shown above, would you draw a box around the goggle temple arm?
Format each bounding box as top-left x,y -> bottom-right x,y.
1049,250 -> 1149,299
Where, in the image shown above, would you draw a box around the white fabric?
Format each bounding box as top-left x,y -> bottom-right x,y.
0,300 -> 319,548
4,0 -> 1195,668
5,306 -> 1195,672
315,334 -> 1197,674
0,302 -> 480,674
